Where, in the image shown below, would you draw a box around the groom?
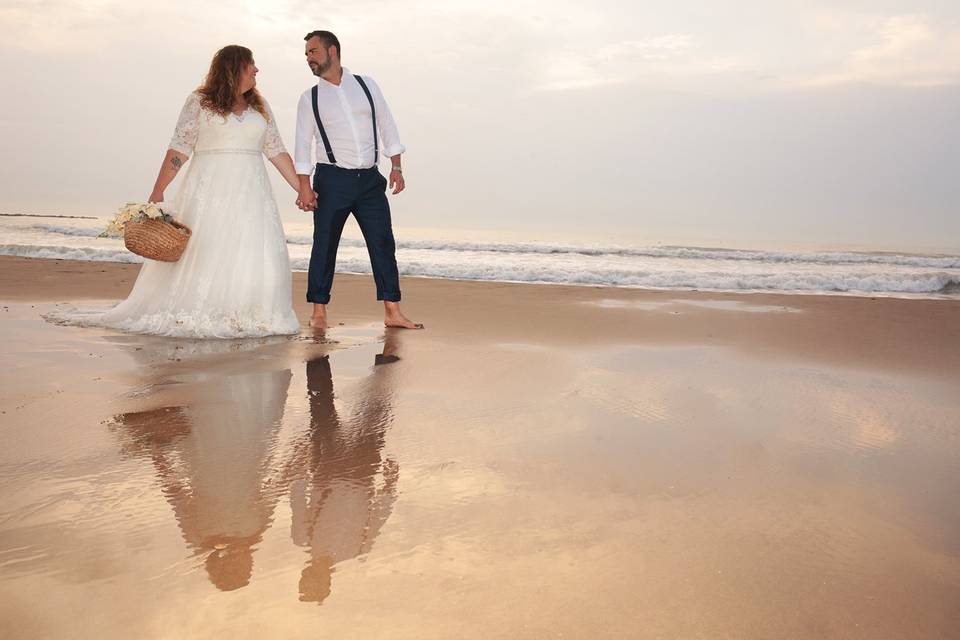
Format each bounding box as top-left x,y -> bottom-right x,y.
294,30 -> 421,331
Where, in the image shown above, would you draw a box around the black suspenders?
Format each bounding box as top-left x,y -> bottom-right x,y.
310,84 -> 336,164
310,74 -> 379,166
354,76 -> 379,164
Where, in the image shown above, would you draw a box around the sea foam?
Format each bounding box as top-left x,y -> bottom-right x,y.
4,218 -> 959,298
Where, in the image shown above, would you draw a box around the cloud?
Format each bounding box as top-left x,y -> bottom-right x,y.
0,0 -> 123,52
596,35 -> 693,62
525,8 -> 960,93
0,0 -> 307,53
853,15 -> 935,62
532,34 -> 746,92
788,14 -> 960,88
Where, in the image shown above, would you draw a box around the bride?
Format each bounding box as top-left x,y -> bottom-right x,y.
57,45 -> 301,338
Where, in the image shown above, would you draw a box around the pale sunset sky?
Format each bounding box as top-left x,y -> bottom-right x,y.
2,0 -> 958,251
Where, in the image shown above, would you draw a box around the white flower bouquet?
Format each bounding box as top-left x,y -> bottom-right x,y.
101,201 -> 177,237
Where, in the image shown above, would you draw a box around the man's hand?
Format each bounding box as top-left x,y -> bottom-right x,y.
389,169 -> 405,195
296,187 -> 317,212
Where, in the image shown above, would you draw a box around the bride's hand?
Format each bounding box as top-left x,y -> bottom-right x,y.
148,190 -> 164,204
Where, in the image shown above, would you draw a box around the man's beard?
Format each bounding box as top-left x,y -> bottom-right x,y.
310,58 -> 332,77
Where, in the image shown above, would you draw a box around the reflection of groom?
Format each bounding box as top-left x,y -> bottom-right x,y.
290,337 -> 400,604
294,30 -> 421,332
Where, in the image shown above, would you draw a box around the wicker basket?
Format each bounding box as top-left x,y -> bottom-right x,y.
124,218 -> 192,262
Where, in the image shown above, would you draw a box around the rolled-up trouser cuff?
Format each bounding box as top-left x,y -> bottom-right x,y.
378,292 -> 401,302
307,292 -> 331,304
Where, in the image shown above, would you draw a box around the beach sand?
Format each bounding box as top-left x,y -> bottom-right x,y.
1,255 -> 959,639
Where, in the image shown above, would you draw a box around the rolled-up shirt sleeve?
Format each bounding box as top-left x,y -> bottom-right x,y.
169,92 -> 201,156
294,90 -> 316,175
365,77 -> 406,158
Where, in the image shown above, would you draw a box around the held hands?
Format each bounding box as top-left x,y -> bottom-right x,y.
293,170 -> 403,210
389,169 -> 405,195
296,187 -> 317,212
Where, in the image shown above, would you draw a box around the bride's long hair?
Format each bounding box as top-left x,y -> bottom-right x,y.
197,45 -> 269,120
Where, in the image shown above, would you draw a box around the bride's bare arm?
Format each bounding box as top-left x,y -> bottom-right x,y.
269,152 -> 301,192
148,149 -> 189,203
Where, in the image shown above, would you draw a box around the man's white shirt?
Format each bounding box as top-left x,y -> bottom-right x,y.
294,67 -> 405,174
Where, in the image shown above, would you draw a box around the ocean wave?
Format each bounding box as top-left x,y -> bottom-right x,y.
4,242 -> 958,297
26,224 -> 960,269
285,235 -> 960,269
289,256 -> 959,295
24,224 -> 104,238
287,234 -> 366,248
0,243 -> 143,263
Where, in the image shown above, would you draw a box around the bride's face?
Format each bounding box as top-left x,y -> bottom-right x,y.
239,61 -> 258,94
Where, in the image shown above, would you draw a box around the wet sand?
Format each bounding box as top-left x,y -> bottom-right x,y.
1,255 -> 959,639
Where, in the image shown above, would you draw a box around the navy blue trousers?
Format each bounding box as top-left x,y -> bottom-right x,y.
307,164 -> 401,304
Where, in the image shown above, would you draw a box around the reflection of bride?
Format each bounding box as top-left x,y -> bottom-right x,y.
288,335 -> 400,604
112,367 -> 292,591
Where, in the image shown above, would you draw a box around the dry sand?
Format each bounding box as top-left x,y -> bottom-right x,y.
1,255 -> 959,639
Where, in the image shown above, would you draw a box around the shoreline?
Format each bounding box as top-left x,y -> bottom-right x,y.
2,228 -> 959,299
2,254 -> 959,301
3,255 -> 959,376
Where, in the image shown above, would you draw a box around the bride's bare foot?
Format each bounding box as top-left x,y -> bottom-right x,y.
383,301 -> 423,329
308,303 -> 327,331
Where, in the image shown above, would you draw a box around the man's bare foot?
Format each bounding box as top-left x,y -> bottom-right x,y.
308,303 -> 327,331
383,301 -> 423,329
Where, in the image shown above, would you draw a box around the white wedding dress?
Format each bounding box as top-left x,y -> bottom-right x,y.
53,93 -> 301,338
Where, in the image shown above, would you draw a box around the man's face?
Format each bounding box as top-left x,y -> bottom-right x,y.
305,37 -> 333,77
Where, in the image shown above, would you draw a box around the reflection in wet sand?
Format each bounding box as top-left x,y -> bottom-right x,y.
287,333 -> 400,604
109,330 -> 401,598
112,368 -> 292,591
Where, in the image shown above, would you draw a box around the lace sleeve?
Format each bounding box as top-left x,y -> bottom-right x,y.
168,92 -> 201,156
261,101 -> 287,158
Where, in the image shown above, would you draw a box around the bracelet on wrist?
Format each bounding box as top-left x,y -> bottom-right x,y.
391,166 -> 402,173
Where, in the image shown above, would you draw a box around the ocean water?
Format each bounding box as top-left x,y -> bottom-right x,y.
2,215 -> 958,299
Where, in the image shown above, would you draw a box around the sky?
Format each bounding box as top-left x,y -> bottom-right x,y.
2,0 -> 958,251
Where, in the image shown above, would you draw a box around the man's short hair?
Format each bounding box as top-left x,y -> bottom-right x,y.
304,30 -> 341,58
